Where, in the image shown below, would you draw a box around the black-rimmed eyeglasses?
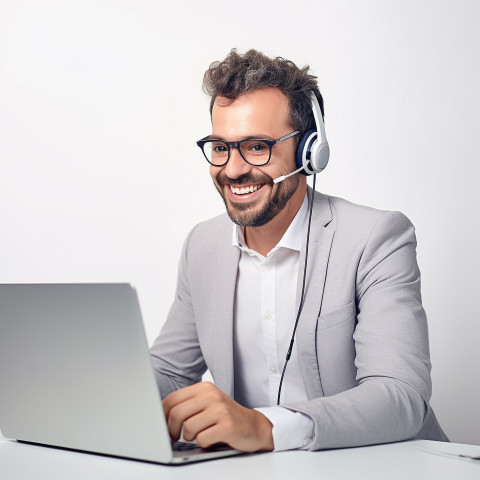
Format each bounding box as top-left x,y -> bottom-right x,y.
196,130 -> 300,167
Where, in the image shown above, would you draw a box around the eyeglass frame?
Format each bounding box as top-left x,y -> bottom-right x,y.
196,130 -> 301,167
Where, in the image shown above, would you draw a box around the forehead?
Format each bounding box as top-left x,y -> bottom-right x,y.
211,87 -> 291,139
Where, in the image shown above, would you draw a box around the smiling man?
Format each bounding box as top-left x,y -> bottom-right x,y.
150,49 -> 448,452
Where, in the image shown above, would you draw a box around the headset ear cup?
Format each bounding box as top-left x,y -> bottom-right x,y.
311,142 -> 330,172
295,129 -> 316,175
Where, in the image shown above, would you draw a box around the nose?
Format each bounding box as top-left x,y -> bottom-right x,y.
224,146 -> 252,180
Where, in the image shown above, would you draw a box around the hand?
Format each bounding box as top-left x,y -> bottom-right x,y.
162,381 -> 274,452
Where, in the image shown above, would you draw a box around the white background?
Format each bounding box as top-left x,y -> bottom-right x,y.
0,0 -> 478,445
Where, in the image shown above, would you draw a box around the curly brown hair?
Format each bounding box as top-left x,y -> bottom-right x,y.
203,48 -> 324,132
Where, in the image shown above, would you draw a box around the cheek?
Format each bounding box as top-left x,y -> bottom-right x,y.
209,165 -> 220,183
263,158 -> 294,178
271,148 -> 297,174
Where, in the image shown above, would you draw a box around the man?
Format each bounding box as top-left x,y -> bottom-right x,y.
150,49 -> 448,452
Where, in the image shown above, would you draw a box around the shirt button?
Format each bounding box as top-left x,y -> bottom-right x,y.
270,367 -> 277,374
265,313 -> 273,321
262,264 -> 271,271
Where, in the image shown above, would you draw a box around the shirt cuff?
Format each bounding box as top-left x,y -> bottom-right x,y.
255,406 -> 314,451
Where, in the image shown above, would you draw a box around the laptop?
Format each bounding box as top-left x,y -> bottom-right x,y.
0,283 -> 243,464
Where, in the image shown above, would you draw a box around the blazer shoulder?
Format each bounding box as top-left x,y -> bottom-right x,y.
322,193 -> 414,237
185,212 -> 233,256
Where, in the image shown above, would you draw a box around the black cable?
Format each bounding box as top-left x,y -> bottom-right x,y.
277,175 -> 317,405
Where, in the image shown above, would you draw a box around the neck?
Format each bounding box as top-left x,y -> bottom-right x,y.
244,183 -> 307,257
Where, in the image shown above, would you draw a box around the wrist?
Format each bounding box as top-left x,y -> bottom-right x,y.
253,410 -> 274,451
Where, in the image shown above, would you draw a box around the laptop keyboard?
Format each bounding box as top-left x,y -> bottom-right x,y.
171,441 -> 233,452
171,441 -> 200,451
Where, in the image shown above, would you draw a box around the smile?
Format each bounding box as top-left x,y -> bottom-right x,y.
229,184 -> 263,195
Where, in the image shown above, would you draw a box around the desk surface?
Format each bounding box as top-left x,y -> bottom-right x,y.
0,437 -> 479,480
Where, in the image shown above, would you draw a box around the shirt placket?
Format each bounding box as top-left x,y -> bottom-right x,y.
260,256 -> 280,406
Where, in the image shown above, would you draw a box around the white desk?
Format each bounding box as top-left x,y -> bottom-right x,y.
0,437 -> 479,480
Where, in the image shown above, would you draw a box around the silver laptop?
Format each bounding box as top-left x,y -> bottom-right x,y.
0,283 -> 243,464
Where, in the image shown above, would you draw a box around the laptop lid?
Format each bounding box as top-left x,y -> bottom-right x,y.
0,283 -> 239,464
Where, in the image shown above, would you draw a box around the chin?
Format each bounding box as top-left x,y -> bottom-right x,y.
226,203 -> 276,227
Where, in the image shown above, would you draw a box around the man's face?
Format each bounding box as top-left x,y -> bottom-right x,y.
210,87 -> 302,227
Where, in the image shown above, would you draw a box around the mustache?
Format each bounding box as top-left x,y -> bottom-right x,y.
216,172 -> 273,187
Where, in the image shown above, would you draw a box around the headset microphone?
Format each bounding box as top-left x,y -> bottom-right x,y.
273,165 -> 305,184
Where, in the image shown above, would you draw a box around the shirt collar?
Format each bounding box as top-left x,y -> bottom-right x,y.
231,192 -> 309,257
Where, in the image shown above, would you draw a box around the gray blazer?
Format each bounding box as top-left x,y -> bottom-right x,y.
150,189 -> 448,450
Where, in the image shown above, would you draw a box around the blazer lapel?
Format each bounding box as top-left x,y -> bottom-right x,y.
295,189 -> 334,399
211,237 -> 240,397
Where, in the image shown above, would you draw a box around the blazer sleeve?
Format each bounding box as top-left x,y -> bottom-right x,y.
150,226 -> 208,398
283,211 -> 438,450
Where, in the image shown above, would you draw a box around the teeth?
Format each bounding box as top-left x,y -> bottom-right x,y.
230,185 -> 261,195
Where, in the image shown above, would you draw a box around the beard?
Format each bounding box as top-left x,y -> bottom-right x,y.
214,171 -> 300,227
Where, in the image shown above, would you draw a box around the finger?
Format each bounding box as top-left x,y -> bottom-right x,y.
162,382 -> 218,417
162,382 -> 215,417
194,424 -> 227,449
182,406 -> 224,442
162,385 -> 198,418
166,398 -> 211,441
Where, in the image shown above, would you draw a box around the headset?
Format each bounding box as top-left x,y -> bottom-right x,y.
276,91 -> 329,405
273,92 -> 330,184
297,92 -> 330,174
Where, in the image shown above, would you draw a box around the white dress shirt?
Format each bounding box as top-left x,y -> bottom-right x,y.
232,193 -> 314,451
